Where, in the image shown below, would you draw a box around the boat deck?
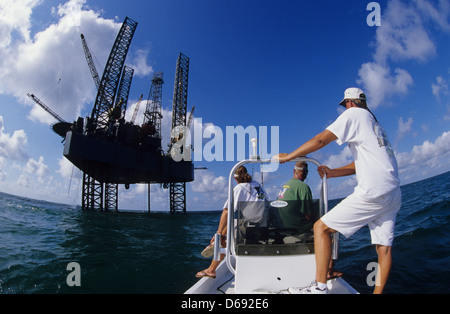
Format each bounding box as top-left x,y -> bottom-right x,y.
186,261 -> 358,294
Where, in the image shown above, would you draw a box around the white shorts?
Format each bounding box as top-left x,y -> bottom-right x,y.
321,187 -> 402,246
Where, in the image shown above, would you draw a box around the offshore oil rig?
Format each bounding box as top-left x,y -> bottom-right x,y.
28,17 -> 194,213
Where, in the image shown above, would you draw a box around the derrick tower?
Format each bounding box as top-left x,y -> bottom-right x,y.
169,53 -> 190,214
143,72 -> 164,140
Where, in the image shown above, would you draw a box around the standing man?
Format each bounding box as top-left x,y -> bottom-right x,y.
275,87 -> 401,294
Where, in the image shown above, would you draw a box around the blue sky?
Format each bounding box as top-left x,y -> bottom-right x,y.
0,0 -> 449,211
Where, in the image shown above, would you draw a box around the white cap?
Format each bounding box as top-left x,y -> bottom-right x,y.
339,87 -> 366,107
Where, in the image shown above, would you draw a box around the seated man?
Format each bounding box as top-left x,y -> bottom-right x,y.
276,161 -> 316,237
277,161 -> 342,279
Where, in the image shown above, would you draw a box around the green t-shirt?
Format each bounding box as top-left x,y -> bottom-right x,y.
277,178 -> 314,234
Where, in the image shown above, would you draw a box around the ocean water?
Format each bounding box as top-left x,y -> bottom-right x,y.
0,171 -> 449,294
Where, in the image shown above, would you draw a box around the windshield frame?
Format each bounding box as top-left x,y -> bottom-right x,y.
225,157 -> 331,275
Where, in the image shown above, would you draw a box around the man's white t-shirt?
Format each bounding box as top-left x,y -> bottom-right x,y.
326,108 -> 400,201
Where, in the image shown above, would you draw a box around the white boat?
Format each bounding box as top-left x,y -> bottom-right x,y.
185,156 -> 358,294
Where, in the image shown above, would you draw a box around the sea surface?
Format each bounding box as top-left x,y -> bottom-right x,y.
0,171 -> 449,294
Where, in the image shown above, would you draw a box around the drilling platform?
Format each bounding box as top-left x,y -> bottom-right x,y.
28,17 -> 194,213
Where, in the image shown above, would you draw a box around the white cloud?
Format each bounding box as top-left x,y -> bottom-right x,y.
17,174 -> 31,188
188,169 -> 230,210
188,170 -> 229,211
414,0 -> 450,32
0,0 -> 153,125
0,156 -> 6,181
23,156 -> 50,185
357,0 -> 450,108
357,62 -> 413,108
317,176 -> 357,201
190,169 -> 227,197
0,115 -> 28,160
374,0 -> 436,64
396,116 -> 414,142
57,156 -> 76,178
128,49 -> 153,77
0,0 -> 40,47
430,75 -> 450,121
445,106 -> 450,121
322,146 -> 353,169
396,131 -> 450,183
124,97 -> 146,125
56,156 -> 82,197
432,75 -> 449,102
312,147 -> 356,199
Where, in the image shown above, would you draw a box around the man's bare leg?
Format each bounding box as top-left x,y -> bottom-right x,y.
373,244 -> 392,294
313,220 -> 337,285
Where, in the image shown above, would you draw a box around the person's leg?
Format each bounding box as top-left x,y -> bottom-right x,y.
320,192 -> 389,284
369,188 -> 401,294
373,244 -> 392,294
327,258 -> 343,279
196,254 -> 224,278
198,209 -> 229,277
216,208 -> 228,239
313,220 -> 337,285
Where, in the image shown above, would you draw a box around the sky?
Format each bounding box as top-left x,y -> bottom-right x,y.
0,0 -> 449,212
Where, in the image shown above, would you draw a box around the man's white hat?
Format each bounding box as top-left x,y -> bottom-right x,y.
339,87 -> 366,107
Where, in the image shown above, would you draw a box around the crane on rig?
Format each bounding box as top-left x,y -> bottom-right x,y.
131,94 -> 143,124
30,17 -> 194,213
80,34 -> 101,90
26,93 -> 75,138
27,93 -> 65,123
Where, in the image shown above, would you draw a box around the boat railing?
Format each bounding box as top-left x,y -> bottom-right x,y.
215,156 -> 339,275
